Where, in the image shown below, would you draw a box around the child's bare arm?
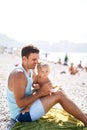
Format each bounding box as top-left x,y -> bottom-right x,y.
32,75 -> 41,90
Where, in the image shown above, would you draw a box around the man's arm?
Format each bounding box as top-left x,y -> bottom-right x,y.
9,70 -> 51,108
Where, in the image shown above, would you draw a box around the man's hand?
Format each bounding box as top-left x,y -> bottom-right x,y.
33,83 -> 40,90
37,82 -> 52,96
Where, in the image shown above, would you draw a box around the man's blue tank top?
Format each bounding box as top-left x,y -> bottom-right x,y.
7,65 -> 33,119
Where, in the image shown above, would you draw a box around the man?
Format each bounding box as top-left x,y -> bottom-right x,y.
7,45 -> 87,130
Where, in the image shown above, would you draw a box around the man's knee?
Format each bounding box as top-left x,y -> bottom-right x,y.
56,90 -> 65,101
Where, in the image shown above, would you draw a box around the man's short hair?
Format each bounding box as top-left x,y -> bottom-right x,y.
21,45 -> 40,57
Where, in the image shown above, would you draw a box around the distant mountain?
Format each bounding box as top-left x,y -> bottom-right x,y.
0,33 -> 87,52
34,40 -> 87,52
0,33 -> 23,48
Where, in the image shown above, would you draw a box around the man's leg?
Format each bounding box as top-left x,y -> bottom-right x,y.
40,90 -> 87,126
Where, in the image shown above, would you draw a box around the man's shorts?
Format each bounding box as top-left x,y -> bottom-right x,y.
16,99 -> 45,122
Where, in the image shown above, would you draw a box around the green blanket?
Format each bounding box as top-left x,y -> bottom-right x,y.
12,108 -> 87,130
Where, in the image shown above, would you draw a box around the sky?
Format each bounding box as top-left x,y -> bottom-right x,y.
0,0 -> 87,44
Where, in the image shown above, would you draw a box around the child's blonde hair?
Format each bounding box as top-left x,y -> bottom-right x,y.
37,62 -> 50,71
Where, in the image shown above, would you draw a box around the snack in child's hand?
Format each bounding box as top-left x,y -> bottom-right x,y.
50,85 -> 60,92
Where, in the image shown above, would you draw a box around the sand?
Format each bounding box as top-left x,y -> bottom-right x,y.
0,53 -> 87,130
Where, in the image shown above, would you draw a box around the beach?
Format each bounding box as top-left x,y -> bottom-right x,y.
0,53 -> 87,130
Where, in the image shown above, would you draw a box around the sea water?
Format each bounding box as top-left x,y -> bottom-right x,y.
40,52 -> 87,67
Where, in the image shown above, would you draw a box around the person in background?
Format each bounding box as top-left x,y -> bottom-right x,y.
69,63 -> 79,75
57,58 -> 62,64
45,53 -> 48,59
7,45 -> 87,130
84,63 -> 87,72
77,60 -> 83,69
63,53 -> 69,66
